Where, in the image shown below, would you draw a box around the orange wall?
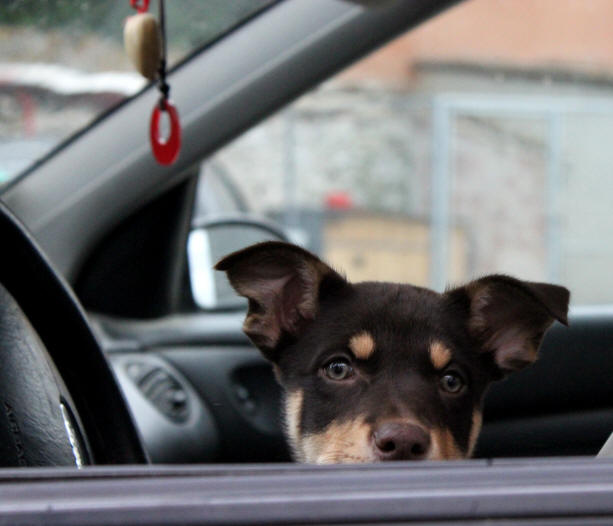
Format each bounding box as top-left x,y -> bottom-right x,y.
341,0 -> 613,85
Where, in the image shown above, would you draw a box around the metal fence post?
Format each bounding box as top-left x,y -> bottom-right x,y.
430,97 -> 451,292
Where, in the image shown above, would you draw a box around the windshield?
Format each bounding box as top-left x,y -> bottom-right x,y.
0,0 -> 274,187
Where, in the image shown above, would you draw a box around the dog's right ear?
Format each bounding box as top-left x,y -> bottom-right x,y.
215,241 -> 346,361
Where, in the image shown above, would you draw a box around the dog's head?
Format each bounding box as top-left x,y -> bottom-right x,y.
216,242 -> 569,463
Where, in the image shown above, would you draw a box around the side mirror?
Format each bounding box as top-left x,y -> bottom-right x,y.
187,216 -> 288,310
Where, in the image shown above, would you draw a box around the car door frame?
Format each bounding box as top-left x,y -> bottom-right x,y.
4,458 -> 613,525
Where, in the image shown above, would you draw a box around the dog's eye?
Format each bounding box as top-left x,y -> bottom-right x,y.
439,372 -> 464,394
323,359 -> 354,381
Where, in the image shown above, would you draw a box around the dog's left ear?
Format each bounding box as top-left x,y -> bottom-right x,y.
215,241 -> 346,361
449,275 -> 570,374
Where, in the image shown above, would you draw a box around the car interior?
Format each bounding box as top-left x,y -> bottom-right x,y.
1,0 -> 613,522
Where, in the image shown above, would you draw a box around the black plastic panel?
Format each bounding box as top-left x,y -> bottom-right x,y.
484,315 -> 613,420
478,311 -> 613,457
477,408 -> 613,458
76,177 -> 197,319
160,347 -> 290,463
127,363 -> 190,424
110,353 -> 220,464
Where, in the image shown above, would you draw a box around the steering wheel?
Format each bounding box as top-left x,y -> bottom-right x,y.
0,201 -> 147,466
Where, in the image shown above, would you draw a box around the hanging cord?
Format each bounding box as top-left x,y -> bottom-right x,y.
126,0 -> 181,165
157,0 -> 170,108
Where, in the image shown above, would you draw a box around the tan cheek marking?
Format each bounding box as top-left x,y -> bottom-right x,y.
284,390 -> 304,461
349,331 -> 375,360
430,341 -> 452,370
301,418 -> 373,464
467,410 -> 483,457
430,428 -> 463,460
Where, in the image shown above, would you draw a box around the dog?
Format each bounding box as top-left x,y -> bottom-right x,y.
216,241 -> 569,464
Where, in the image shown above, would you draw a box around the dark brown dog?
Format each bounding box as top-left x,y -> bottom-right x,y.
216,241 -> 569,463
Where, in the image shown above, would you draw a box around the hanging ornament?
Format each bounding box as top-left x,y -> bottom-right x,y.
124,13 -> 161,80
130,0 -> 150,13
150,99 -> 181,165
124,0 -> 181,165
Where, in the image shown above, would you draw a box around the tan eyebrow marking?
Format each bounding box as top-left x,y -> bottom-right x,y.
430,341 -> 452,370
348,331 -> 375,360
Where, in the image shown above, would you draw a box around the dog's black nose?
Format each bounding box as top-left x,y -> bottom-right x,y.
373,422 -> 431,461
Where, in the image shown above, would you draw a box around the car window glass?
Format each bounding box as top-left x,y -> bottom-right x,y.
193,162 -> 248,222
0,0 -> 274,186
197,0 -> 613,307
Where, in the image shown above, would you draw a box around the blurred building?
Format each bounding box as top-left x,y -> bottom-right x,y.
217,0 -> 613,303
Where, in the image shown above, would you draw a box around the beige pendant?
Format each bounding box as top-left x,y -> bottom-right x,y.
124,13 -> 162,80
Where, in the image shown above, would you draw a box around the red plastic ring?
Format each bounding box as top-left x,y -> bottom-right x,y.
130,0 -> 150,13
150,100 -> 181,166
